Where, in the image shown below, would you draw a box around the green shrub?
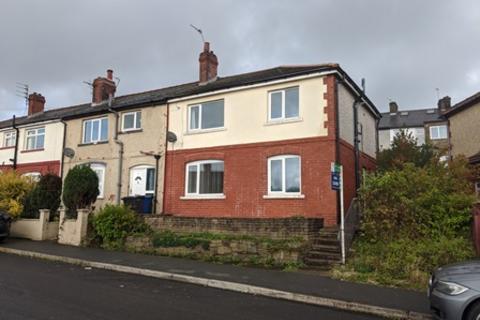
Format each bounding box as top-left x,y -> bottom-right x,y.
22,174 -> 62,219
152,231 -> 210,250
0,171 -> 35,219
62,165 -> 99,211
360,161 -> 475,241
93,205 -> 149,249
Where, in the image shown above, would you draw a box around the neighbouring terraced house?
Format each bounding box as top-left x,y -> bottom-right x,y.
0,43 -> 381,232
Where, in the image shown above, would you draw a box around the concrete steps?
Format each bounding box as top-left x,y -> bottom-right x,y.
304,227 -> 342,269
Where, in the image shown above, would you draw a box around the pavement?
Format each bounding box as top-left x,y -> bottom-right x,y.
0,238 -> 432,319
1,254 -> 377,320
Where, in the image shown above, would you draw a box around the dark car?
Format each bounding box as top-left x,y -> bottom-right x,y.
0,212 -> 11,242
429,261 -> 480,320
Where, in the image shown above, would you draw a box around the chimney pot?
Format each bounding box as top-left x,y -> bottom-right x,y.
28,92 -> 46,116
389,101 -> 399,113
199,42 -> 218,84
107,69 -> 113,80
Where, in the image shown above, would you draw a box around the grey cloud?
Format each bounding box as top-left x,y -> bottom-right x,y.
1,0 -> 479,119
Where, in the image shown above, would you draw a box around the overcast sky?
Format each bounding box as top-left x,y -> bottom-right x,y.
0,0 -> 479,118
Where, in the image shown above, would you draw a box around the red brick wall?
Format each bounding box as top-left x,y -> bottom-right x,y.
0,160 -> 61,176
164,137 -> 339,226
339,139 -> 376,211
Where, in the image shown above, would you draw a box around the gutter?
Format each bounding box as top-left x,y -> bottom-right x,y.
108,101 -> 124,206
12,115 -> 19,170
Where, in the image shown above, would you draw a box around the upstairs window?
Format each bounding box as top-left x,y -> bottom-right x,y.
430,125 -> 447,140
4,131 -> 16,148
185,160 -> 224,195
268,155 -> 301,194
122,111 -> 142,132
269,87 -> 299,121
83,117 -> 108,144
188,100 -> 224,131
25,127 -> 45,150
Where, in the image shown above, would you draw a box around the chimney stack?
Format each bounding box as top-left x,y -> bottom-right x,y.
92,69 -> 116,104
199,42 -> 218,84
389,101 -> 399,113
437,96 -> 451,113
28,93 -> 46,116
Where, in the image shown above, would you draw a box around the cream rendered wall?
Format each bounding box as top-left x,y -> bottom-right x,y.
378,129 -> 391,150
0,121 -> 64,170
449,102 -> 480,158
0,128 -> 16,167
168,77 -> 328,150
62,105 -> 167,212
337,83 -> 377,157
17,122 -> 64,164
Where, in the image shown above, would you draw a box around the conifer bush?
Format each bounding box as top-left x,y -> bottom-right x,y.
62,165 -> 99,212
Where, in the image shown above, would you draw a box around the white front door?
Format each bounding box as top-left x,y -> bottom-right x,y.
130,168 -> 147,196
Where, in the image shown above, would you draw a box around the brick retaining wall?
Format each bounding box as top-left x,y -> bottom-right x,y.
145,216 -> 323,240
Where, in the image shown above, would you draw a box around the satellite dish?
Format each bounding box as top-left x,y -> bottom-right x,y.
63,147 -> 75,158
167,131 -> 177,143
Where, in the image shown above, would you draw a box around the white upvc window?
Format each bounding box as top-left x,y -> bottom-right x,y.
429,125 -> 448,140
4,131 -> 16,147
268,86 -> 299,121
83,117 -> 108,144
185,160 -> 224,196
25,127 -> 45,150
22,172 -> 41,182
268,155 -> 301,195
122,111 -> 142,132
89,163 -> 106,199
188,100 -> 224,132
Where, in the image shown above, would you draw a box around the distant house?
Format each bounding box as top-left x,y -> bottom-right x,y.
443,92 -> 480,197
378,97 -> 450,152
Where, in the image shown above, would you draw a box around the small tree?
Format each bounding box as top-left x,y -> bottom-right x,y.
62,165 -> 99,212
23,174 -> 62,219
377,130 -> 435,171
0,171 -> 34,219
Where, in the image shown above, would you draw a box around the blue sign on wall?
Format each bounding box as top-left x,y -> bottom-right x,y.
331,172 -> 340,190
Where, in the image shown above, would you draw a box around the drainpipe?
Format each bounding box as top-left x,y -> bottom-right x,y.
353,99 -> 361,194
60,120 -> 67,179
12,115 -> 19,170
162,103 -> 170,215
153,154 -> 161,215
334,77 -> 341,224
108,100 -> 124,205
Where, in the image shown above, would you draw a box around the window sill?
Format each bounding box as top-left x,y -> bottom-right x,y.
263,194 -> 305,199
264,117 -> 302,126
119,129 -> 143,135
78,141 -> 109,147
21,148 -> 44,153
0,146 -> 15,150
180,194 -> 226,200
185,127 -> 226,135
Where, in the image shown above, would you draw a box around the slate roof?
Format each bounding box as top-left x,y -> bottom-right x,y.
443,91 -> 480,117
378,108 -> 445,130
0,64 -> 379,129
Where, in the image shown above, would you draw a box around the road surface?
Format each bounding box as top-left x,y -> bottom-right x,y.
0,253 -> 379,320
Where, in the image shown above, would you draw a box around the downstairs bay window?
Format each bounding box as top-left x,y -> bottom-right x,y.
184,160 -> 224,198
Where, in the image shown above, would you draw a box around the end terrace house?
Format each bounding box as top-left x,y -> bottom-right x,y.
163,43 -> 381,227
0,93 -> 67,177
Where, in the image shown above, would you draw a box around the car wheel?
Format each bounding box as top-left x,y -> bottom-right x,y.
0,237 -> 5,243
465,301 -> 480,320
